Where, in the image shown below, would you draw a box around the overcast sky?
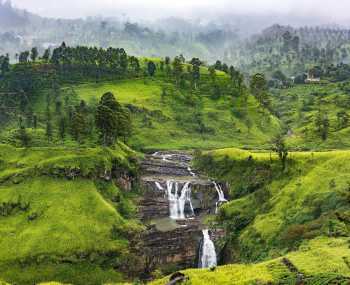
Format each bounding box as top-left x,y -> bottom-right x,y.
10,0 -> 350,24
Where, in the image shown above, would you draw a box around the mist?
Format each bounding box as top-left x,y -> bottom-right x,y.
9,0 -> 350,26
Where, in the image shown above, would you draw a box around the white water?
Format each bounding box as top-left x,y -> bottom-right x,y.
166,181 -> 194,219
155,182 -> 164,191
213,182 -> 227,214
187,167 -> 196,177
152,152 -> 173,162
199,229 -> 217,268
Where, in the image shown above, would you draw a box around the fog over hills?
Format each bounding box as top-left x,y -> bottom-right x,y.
1,0 -> 349,69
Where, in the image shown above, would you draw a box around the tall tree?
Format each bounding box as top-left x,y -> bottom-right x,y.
147,61 -> 156,77
172,56 -> 183,86
250,73 -> 270,109
95,102 -> 118,146
19,51 -> 29,63
315,110 -> 329,141
30,47 -> 38,62
70,110 -> 86,143
272,134 -> 289,171
191,62 -> 200,90
42,48 -> 51,62
0,54 -> 9,74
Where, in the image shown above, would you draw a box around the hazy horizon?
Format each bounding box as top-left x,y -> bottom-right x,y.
8,0 -> 350,26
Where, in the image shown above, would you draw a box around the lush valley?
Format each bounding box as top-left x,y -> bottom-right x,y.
0,6 -> 350,283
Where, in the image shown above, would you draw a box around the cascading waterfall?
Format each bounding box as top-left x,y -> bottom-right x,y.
187,167 -> 196,177
213,181 -> 227,214
199,229 -> 217,268
198,182 -> 227,267
165,181 -> 194,219
155,182 -> 164,191
149,151 -> 226,269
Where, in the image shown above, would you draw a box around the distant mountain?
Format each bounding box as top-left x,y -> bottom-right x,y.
1,2 -> 350,72
0,0 -> 29,29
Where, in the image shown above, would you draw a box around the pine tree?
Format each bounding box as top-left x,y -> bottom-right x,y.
70,110 -> 86,143
30,47 -> 39,62
96,104 -> 118,146
42,49 -> 51,62
172,56 -> 183,86
95,92 -> 132,146
147,61 -> 156,77
250,73 -> 270,109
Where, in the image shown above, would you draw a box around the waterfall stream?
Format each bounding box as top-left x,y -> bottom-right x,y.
149,151 -> 224,268
166,181 -> 194,220
155,182 -> 164,191
213,182 -> 227,213
199,229 -> 217,268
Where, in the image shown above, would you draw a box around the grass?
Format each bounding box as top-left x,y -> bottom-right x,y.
150,237 -> 350,285
72,78 -> 280,150
272,82 -> 350,149
195,148 -> 350,262
0,143 -> 142,285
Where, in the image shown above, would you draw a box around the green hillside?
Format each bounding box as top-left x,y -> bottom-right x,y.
1,44 -> 350,285
71,78 -> 280,150
151,237 -> 350,285
0,61 -> 281,151
195,148 -> 350,262
0,143 -> 142,285
272,81 -> 350,149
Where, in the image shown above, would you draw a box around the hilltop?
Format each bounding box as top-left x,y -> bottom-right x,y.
0,45 -> 281,151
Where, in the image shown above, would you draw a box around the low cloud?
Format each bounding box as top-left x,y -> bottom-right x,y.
10,0 -> 350,25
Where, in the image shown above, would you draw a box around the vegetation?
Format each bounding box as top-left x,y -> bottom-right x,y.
195,148 -> 350,263
1,18 -> 350,284
151,237 -> 350,285
271,79 -> 350,149
0,45 -> 281,151
0,143 -> 142,285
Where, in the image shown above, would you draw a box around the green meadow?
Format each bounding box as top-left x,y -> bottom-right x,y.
72,78 -> 280,150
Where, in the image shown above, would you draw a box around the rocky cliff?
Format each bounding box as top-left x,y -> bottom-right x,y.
138,152 -> 227,274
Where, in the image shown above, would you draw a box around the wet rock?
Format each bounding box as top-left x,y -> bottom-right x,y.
138,151 -> 227,272
168,272 -> 189,285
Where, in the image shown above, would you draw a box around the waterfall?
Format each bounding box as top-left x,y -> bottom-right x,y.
187,167 -> 196,177
166,181 -> 194,219
155,182 -> 164,191
199,229 -> 217,268
213,182 -> 227,214
152,152 -> 173,162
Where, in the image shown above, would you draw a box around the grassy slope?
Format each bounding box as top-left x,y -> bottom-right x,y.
272,82 -> 350,149
72,77 -> 280,151
195,148 -> 350,262
0,144 -> 142,285
150,237 -> 350,285
147,148 -> 350,285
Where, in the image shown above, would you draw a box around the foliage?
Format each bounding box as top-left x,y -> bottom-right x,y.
195,148 -> 350,262
0,143 -> 142,285
150,237 -> 350,285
